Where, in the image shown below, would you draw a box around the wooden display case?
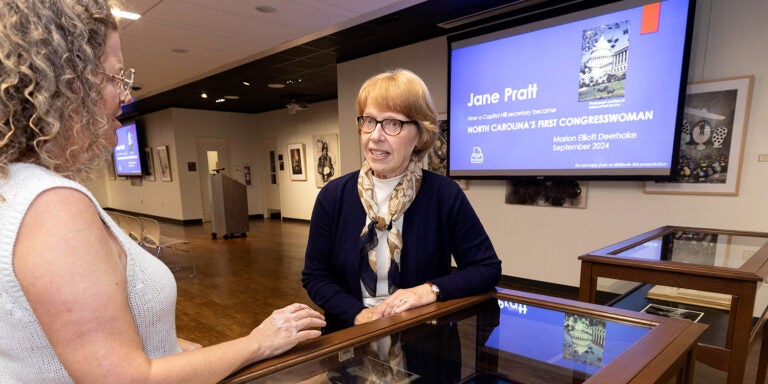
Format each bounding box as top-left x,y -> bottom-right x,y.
578,225 -> 768,384
222,289 -> 705,383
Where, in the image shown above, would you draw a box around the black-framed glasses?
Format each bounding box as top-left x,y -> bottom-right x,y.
101,68 -> 135,104
356,116 -> 416,136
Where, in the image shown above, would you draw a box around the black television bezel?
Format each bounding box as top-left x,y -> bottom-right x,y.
445,0 -> 697,181
113,120 -> 148,177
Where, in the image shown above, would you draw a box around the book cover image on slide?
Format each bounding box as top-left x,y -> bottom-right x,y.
579,21 -> 630,102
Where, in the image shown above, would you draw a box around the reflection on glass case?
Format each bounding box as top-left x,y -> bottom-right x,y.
480,299 -> 648,382
226,291 -> 704,384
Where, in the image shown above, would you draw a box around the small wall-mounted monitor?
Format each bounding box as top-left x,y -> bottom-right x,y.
113,121 -> 146,177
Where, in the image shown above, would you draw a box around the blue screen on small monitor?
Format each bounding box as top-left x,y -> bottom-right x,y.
448,0 -> 695,180
113,122 -> 144,176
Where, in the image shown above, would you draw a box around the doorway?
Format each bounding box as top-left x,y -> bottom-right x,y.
196,138 -> 229,222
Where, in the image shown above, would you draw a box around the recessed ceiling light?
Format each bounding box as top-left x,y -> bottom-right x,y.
224,95 -> 240,100
242,81 -> 251,86
171,48 -> 189,54
201,92 -> 208,98
255,5 -> 277,13
111,8 -> 141,20
215,98 -> 226,103
267,83 -> 285,89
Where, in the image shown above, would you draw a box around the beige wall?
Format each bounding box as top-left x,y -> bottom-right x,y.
92,100 -> 339,221
92,0 -> 768,290
336,0 -> 768,290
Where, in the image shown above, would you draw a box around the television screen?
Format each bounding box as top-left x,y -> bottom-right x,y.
448,0 -> 695,180
113,121 -> 145,177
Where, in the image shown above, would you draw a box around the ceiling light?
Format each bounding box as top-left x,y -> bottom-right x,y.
224,95 -> 240,100
285,78 -> 303,86
267,83 -> 285,89
215,98 -> 226,103
255,5 -> 277,13
201,92 -> 208,98
111,8 -> 141,20
242,81 -> 251,86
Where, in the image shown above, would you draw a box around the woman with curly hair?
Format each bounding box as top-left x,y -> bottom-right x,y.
0,0 -> 324,382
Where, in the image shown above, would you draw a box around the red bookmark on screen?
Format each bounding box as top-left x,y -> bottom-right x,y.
641,2 -> 661,34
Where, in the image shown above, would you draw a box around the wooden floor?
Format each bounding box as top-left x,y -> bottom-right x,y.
159,218 -> 763,383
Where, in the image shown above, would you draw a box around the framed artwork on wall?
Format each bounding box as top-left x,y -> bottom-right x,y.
313,134 -> 338,188
644,75 -> 754,195
268,150 -> 278,185
287,142 -> 307,181
156,145 -> 173,182
424,117 -> 448,176
106,153 -> 116,180
143,147 -> 155,181
424,114 -> 468,189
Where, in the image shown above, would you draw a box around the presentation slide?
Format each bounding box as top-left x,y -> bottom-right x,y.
449,0 -> 691,177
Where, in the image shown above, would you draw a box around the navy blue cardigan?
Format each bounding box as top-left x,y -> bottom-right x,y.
302,170 -> 501,333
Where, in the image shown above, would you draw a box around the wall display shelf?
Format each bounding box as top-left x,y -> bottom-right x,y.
578,225 -> 768,384
222,289 -> 705,384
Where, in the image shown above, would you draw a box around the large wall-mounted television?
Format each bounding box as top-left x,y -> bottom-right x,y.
447,0 -> 696,180
113,121 -> 147,177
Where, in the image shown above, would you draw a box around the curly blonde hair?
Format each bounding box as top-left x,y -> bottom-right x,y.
0,0 -> 119,182
356,69 -> 439,161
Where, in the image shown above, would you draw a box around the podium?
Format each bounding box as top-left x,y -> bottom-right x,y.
210,173 -> 249,239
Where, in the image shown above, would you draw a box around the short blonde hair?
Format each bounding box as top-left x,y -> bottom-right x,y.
356,69 -> 438,160
0,0 -> 119,182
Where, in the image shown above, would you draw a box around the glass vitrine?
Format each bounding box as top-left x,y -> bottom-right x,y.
223,289 -> 705,384
578,225 -> 768,384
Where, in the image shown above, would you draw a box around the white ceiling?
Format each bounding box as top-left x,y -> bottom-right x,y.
117,0 -> 425,101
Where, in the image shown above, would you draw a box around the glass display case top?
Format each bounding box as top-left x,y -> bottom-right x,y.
244,298 -> 652,384
484,298 -> 650,379
612,229 -> 768,269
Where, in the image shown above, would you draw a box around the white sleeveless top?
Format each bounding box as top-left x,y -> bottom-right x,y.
0,163 -> 181,383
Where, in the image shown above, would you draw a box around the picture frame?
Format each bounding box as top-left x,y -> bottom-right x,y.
644,75 -> 754,195
287,143 -> 307,181
313,134 -> 338,188
642,303 -> 704,323
156,145 -> 172,182
424,114 -> 468,189
243,163 -> 253,188
106,153 -> 116,180
143,147 -> 155,181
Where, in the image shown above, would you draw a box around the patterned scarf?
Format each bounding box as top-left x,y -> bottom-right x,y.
358,155 -> 422,296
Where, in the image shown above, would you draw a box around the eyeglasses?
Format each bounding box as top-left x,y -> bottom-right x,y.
356,116 -> 416,136
101,68 -> 135,104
